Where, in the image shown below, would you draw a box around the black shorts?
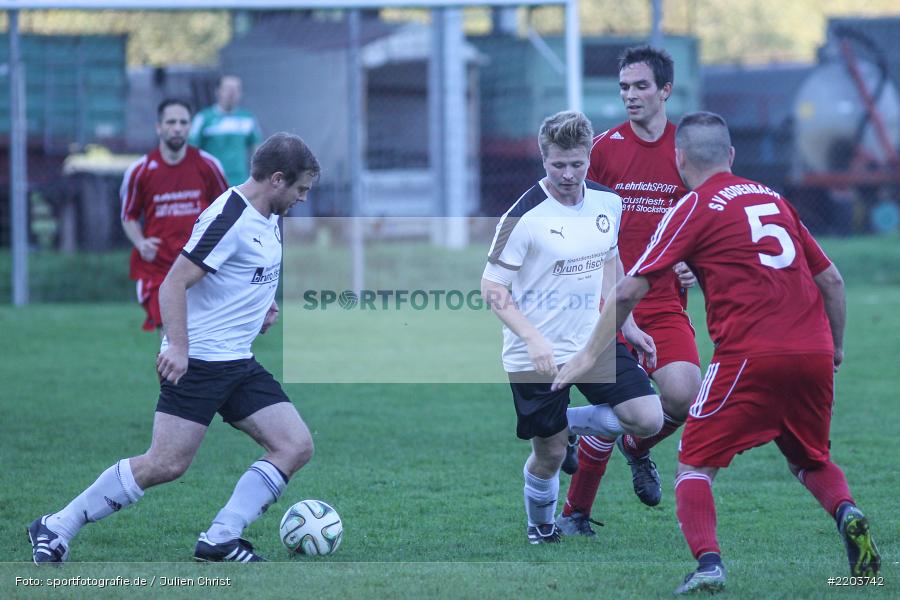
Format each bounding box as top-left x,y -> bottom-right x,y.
509,342 -> 656,440
157,357 -> 290,426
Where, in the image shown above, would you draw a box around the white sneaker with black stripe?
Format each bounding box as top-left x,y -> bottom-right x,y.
27,515 -> 69,565
193,532 -> 266,562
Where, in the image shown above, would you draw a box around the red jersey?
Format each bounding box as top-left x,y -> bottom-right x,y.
587,121 -> 688,316
120,146 -> 227,281
631,171 -> 833,358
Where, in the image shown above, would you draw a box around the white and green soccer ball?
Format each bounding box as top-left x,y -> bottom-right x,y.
279,499 -> 343,556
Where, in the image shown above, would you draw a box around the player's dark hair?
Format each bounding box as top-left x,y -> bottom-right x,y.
676,111 -> 732,169
618,45 -> 674,90
251,132 -> 321,184
157,98 -> 192,121
538,111 -> 594,158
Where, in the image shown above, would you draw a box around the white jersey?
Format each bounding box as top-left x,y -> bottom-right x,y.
483,180 -> 622,372
160,187 -> 281,361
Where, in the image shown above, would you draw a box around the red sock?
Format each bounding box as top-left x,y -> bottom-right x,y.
562,435 -> 614,517
622,412 -> 683,457
675,472 -> 720,559
797,461 -> 855,517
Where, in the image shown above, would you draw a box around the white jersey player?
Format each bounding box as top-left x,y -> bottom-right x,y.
29,133 -> 321,564
480,111 -> 663,544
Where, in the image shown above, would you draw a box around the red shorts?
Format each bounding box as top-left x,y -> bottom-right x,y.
679,353 -> 834,469
136,278 -> 163,332
629,309 -> 700,374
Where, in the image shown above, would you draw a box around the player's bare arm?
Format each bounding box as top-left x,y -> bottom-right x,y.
813,264 -> 847,371
157,255 -> 207,384
121,218 -> 161,262
552,275 -> 650,390
481,278 -> 558,376
608,254 -> 657,369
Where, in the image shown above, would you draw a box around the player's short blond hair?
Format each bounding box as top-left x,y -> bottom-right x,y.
538,111 -> 594,158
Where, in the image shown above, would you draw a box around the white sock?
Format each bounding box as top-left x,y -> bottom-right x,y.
523,465 -> 559,527
47,459 -> 144,543
566,404 -> 625,438
206,460 -> 288,543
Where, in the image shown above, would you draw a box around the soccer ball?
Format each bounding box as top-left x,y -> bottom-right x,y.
279,499 -> 343,556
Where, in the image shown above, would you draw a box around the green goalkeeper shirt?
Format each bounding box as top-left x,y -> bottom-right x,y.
189,106 -> 262,185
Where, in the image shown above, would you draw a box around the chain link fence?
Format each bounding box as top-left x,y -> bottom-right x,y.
2,9 -> 899,302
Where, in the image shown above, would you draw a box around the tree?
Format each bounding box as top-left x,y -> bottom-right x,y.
1,10 -> 230,66
2,2 -> 899,66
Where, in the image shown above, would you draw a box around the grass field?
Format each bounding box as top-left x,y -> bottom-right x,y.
0,236 -> 898,599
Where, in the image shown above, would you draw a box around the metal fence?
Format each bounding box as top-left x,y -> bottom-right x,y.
2,7 -> 900,303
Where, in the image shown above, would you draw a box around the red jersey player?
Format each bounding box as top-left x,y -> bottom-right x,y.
120,99 -> 228,333
558,46 -> 702,536
554,112 -> 880,594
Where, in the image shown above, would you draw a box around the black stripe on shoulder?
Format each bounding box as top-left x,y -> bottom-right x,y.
585,179 -> 616,195
488,258 -> 521,271
187,191 -> 246,266
488,184 -> 547,264
506,184 -> 548,218
181,249 -> 217,274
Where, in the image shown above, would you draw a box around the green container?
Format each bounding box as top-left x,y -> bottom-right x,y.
0,33 -> 128,149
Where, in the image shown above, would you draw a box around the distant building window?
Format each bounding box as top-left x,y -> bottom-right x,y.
365,62 -> 429,170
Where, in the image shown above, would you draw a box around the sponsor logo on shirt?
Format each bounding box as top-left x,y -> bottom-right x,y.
152,189 -> 203,218
596,214 -> 611,233
153,189 -> 202,203
610,131 -> 624,140
614,181 -> 680,214
154,201 -> 201,218
250,265 -> 280,285
615,181 -> 679,193
204,116 -> 257,136
552,252 -> 605,276
550,227 -> 565,239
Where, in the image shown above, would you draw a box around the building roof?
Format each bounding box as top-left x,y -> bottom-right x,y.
224,14 -> 480,66
225,13 -> 399,52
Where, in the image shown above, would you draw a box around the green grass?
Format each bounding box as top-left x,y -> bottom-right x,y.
0,250 -> 133,303
0,237 -> 898,598
1,233 -> 897,301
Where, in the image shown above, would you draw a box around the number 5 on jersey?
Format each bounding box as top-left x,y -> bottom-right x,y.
744,203 -> 796,269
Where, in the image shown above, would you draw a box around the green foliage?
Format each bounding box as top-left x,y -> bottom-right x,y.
0,10 -> 230,66
577,0 -> 900,64
2,2 -> 900,67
